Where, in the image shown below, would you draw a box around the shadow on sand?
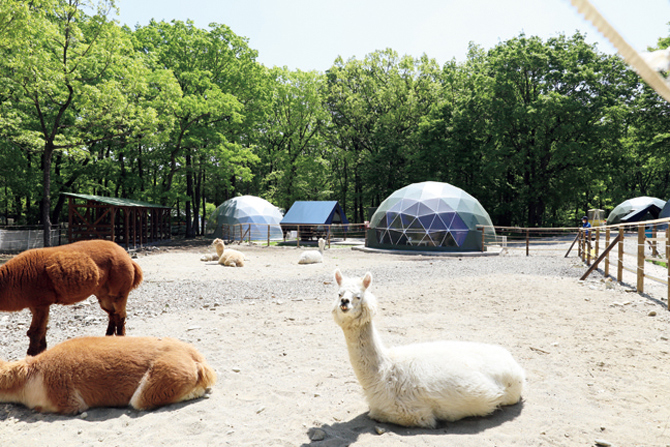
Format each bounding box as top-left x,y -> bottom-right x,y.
0,396 -> 208,425
301,400 -> 524,446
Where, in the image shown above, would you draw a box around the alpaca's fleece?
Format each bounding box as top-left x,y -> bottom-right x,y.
0,240 -> 143,356
218,249 -> 245,267
332,269 -> 525,428
202,238 -> 245,267
200,239 -> 226,261
298,238 -> 325,265
0,336 -> 216,414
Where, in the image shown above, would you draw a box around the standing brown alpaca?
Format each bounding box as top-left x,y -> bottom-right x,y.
0,240 -> 143,355
0,336 -> 216,414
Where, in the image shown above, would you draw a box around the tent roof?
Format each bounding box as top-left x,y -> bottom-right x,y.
62,193 -> 171,209
606,196 -> 666,225
280,201 -> 349,225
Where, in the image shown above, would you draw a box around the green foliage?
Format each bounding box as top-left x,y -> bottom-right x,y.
2,4 -> 670,233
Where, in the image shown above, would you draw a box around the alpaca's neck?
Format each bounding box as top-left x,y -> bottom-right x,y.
215,243 -> 224,257
342,320 -> 389,389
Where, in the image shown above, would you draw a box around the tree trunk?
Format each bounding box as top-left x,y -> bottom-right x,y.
41,144 -> 54,247
185,150 -> 194,239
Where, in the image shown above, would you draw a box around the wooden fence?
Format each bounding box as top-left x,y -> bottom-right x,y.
575,217 -> 670,309
481,226 -> 581,256
221,223 -> 367,248
481,219 -> 670,310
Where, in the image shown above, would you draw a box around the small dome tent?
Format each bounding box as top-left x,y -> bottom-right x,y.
206,196 -> 283,241
659,200 -> 670,220
605,196 -> 666,225
367,181 -> 495,252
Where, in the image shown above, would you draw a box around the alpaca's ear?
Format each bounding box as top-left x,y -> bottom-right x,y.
334,269 -> 343,286
362,272 -> 372,290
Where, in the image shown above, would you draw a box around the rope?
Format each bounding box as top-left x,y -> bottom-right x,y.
570,0 -> 670,103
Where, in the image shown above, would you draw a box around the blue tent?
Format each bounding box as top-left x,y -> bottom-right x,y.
280,201 -> 348,239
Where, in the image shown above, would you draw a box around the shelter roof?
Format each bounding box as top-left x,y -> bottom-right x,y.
280,201 -> 348,225
62,193 -> 171,209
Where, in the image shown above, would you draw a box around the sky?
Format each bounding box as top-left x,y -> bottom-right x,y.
114,0 -> 670,72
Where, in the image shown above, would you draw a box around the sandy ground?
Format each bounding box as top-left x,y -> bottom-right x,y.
1,241 -> 670,447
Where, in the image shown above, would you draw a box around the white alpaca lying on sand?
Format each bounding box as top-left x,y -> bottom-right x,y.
332,269 -> 525,428
200,238 -> 245,267
298,238 -> 325,264
200,238 -> 225,262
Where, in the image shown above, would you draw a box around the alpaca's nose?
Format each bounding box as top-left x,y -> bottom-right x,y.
341,298 -> 349,305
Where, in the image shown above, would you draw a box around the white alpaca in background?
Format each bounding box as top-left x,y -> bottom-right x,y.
215,239 -> 245,267
200,238 -> 245,267
332,269 -> 525,428
298,238 -> 326,264
200,238 -> 225,261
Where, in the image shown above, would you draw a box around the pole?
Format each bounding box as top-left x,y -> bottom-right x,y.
637,224 -> 644,293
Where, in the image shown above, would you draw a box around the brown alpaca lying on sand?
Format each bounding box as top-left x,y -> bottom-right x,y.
0,336 -> 216,414
0,240 -> 143,356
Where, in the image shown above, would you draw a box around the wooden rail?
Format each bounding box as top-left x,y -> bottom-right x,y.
221,223 -> 367,247
574,218 -> 670,310
481,219 -> 670,311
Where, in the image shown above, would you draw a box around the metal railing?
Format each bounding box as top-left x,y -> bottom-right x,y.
0,225 -> 63,252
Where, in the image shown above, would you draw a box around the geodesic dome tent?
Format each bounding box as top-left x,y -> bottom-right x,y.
367,181 -> 495,252
206,195 -> 283,241
605,196 -> 666,225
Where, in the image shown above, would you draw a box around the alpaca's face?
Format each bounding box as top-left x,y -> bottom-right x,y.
332,270 -> 375,327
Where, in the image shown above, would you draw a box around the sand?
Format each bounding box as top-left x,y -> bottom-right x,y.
1,241 -> 670,447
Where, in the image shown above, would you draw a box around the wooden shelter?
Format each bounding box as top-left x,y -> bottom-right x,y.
63,193 -> 172,249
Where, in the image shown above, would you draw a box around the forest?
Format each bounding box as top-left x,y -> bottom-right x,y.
2,0 -> 670,243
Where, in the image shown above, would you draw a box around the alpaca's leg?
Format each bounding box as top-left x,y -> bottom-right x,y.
98,294 -> 128,336
27,306 -> 50,356
130,354 -> 206,410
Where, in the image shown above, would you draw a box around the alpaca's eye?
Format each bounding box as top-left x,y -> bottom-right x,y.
355,294 -> 361,300
338,291 -> 344,298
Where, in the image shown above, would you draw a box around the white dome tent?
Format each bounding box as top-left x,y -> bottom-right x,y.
206,196 -> 283,241
367,181 -> 495,252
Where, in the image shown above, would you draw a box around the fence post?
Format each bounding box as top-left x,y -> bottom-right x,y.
667,230 -> 669,310
267,224 -> 270,247
577,229 -> 580,259
595,227 -> 600,258
616,227 -> 624,282
297,225 -> 300,248
637,224 -> 645,293
525,229 -> 529,256
604,228 -> 610,277
480,227 -> 485,252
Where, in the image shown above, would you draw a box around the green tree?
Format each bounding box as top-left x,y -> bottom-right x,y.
0,0 -> 169,244
324,49 -> 440,221
259,67 -> 330,211
131,20 -> 264,237
483,33 -> 625,226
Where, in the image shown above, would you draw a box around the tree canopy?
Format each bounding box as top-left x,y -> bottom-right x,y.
2,1 -> 670,241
